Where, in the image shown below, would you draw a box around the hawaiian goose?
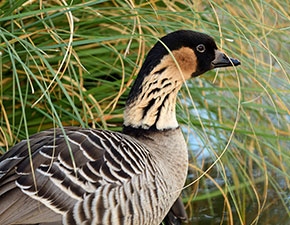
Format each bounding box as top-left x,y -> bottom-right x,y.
0,30 -> 240,225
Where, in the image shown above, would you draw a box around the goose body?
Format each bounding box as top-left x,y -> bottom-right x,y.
0,127 -> 187,225
0,30 -> 240,225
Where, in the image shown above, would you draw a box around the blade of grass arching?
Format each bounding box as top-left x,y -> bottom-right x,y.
224,5 -> 289,83
185,175 -> 266,202
0,28 -> 57,121
0,26 -> 79,172
31,0 -> 75,109
189,164 -> 234,225
2,25 -> 39,196
0,1 -> 106,26
0,28 -> 85,130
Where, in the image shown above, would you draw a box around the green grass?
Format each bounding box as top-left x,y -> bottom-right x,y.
1,0 -> 289,224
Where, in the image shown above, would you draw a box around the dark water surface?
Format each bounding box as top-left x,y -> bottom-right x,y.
184,172 -> 290,225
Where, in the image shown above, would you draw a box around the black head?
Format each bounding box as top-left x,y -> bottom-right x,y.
127,30 -> 240,102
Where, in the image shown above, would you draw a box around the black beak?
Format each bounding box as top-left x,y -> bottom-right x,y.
212,50 -> 240,68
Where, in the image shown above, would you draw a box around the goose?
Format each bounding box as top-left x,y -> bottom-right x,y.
0,30 -> 240,225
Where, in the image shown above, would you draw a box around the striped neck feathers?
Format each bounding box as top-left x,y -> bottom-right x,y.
124,47 -> 197,131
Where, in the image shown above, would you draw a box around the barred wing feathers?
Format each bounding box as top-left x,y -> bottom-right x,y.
0,127 -> 154,225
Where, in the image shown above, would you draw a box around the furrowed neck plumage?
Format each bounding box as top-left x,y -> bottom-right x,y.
123,46 -> 197,131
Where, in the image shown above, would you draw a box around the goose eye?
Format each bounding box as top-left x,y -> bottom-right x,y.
196,44 -> 206,53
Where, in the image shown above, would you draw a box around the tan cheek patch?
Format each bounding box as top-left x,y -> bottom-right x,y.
159,47 -> 197,80
174,47 -> 197,76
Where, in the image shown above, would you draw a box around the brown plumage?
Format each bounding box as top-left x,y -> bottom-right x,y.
0,30 -> 240,225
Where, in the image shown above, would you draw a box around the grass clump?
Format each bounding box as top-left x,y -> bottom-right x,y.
0,1 -> 289,224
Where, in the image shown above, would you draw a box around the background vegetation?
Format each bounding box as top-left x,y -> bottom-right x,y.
0,0 -> 289,224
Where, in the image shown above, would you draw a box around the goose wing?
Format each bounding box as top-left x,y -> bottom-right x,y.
0,127 -> 149,225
